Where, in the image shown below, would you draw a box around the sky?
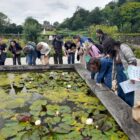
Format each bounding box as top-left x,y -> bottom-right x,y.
0,0 -> 111,25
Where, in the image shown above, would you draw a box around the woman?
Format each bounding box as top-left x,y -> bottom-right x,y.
88,57 -> 113,89
36,42 -> 51,65
23,41 -> 37,65
9,40 -> 22,65
104,39 -> 137,107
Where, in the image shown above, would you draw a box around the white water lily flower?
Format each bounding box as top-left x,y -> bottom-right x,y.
56,111 -> 60,115
29,81 -> 32,84
62,73 -> 65,76
86,118 -> 93,125
96,125 -> 99,129
67,85 -> 71,88
35,120 -> 41,125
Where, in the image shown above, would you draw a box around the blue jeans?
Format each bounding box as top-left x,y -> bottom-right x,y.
68,53 -> 75,64
116,64 -> 134,107
26,50 -> 37,65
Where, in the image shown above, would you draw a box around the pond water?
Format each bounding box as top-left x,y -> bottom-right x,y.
0,71 -> 128,140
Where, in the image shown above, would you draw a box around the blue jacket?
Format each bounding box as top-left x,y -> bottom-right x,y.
96,58 -> 113,88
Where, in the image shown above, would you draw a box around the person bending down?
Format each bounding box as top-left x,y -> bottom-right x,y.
36,42 -> 51,65
88,57 -> 113,89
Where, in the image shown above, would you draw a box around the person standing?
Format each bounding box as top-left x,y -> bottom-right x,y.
64,40 -> 76,64
52,35 -> 63,64
36,42 -> 51,65
0,38 -> 7,65
9,40 -> 22,65
96,29 -> 109,45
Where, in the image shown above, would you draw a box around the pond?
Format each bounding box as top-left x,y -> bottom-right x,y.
0,71 -> 128,140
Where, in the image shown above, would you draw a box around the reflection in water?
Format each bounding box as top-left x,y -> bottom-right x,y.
9,83 -> 16,95
21,86 -> 27,93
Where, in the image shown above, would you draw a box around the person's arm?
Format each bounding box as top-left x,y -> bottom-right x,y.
96,59 -> 108,84
121,44 -> 137,66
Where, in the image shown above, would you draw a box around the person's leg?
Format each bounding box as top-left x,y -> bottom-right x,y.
91,72 -> 95,80
40,55 -> 45,65
44,55 -> 49,65
72,53 -> 75,64
13,55 -> 16,65
26,53 -> 32,65
116,64 -> 126,101
68,54 -> 71,64
32,51 -> 37,65
58,53 -> 63,64
17,55 -> 21,65
54,53 -> 58,64
116,64 -> 134,106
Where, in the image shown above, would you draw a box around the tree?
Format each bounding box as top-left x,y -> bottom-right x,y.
23,17 -> 41,42
120,2 -> 140,32
4,23 -> 23,34
0,12 -> 9,34
53,22 -> 59,28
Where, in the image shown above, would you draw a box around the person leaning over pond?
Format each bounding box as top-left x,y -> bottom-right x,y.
103,39 -> 137,107
64,40 -> 76,64
36,42 -> 51,65
0,38 -> 7,65
73,35 -> 94,66
23,41 -> 37,65
52,35 -> 64,64
88,57 -> 113,89
9,40 -> 22,65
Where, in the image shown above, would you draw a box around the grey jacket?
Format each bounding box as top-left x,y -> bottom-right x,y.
119,44 -> 137,70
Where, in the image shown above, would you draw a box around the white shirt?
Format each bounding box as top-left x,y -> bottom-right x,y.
38,42 -> 51,56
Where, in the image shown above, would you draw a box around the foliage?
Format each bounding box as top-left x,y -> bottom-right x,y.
0,71 -> 128,139
23,17 -> 42,43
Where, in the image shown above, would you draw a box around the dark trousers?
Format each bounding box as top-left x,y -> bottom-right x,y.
26,51 -> 37,65
68,53 -> 75,64
13,54 -> 21,65
116,64 -> 134,107
54,53 -> 63,64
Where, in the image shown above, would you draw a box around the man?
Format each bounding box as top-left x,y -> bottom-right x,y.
0,38 -> 7,65
64,40 -> 76,64
52,35 -> 63,64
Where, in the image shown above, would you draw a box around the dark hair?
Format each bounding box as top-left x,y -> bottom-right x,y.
73,35 -> 80,39
87,58 -> 100,71
113,41 -> 121,47
10,40 -> 17,44
96,29 -> 104,34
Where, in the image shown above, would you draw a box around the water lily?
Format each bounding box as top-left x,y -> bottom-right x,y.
67,85 -> 71,88
86,118 -> 93,125
29,81 -> 32,84
56,111 -> 60,116
35,120 -> 41,125
95,125 -> 99,129
62,73 -> 65,76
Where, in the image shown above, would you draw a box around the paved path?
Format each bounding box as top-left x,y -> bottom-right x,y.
4,57 -> 140,105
